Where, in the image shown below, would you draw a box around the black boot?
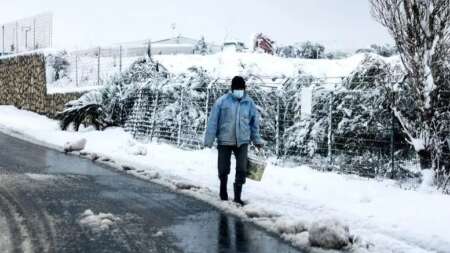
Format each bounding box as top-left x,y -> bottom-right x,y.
220,177 -> 228,201
233,183 -> 244,206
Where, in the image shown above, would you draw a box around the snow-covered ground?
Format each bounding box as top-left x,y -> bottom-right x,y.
154,52 -> 368,79
0,105 -> 448,253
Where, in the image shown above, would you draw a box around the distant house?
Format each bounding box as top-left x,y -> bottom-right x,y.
152,36 -> 198,55
151,36 -> 221,55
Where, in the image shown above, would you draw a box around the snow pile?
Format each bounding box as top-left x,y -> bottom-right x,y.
308,219 -> 351,249
25,173 -> 57,181
419,169 -> 435,192
63,138 -> 87,152
79,209 -> 119,232
124,140 -> 148,156
0,106 -> 450,252
152,231 -> 164,237
273,217 -> 308,235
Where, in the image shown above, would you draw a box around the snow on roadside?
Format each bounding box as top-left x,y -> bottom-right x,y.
25,173 -> 57,181
0,105 -> 448,253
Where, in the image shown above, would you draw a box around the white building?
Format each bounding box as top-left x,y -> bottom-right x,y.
152,36 -> 220,55
152,36 -> 197,55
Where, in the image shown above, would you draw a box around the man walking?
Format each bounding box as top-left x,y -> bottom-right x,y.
204,76 -> 263,205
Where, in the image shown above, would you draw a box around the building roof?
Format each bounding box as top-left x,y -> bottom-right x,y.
152,36 -> 198,45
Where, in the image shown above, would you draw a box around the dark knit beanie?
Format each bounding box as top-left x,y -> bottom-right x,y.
231,76 -> 246,90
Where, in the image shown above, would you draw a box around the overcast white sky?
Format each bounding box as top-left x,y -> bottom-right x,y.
1,0 -> 393,52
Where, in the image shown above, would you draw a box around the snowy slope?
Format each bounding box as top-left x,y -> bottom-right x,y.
0,105 -> 447,253
154,52 -> 369,79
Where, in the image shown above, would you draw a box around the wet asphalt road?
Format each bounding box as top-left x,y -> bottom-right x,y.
0,132 -> 303,253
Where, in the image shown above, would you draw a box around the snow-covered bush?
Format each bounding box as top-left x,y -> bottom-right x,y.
58,57 -> 167,131
308,219 -> 352,249
56,91 -> 111,131
46,51 -> 71,83
355,44 -> 398,57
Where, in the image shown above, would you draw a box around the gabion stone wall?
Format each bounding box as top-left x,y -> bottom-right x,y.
0,53 -> 82,117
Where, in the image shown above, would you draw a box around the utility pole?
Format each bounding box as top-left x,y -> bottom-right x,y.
22,26 -> 31,49
15,22 -> 19,53
1,25 -> 4,54
147,40 -> 152,60
33,18 -> 36,49
119,45 -> 122,73
75,55 -> 79,86
97,47 -> 101,86
390,84 -> 395,173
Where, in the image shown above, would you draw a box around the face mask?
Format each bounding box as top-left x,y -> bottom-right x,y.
232,90 -> 245,99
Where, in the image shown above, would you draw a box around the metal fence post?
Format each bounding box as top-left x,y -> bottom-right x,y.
15,22 -> 19,53
1,25 -> 4,54
177,88 -> 184,147
147,40 -> 152,59
119,45 -> 122,73
150,89 -> 160,142
390,82 -> 395,173
275,92 -> 281,157
328,90 -> 334,165
97,47 -> 101,86
75,55 -> 79,86
33,18 -> 36,49
204,86 -> 210,134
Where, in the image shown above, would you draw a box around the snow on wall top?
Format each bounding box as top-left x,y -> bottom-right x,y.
0,48 -> 62,61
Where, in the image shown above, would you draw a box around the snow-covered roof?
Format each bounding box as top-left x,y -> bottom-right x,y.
153,36 -> 198,45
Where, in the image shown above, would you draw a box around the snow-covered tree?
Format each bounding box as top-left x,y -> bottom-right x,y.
194,36 -> 209,55
356,44 -> 398,57
325,51 -> 350,60
46,51 -> 70,82
370,44 -> 398,57
370,0 -> 450,179
276,45 -> 301,58
297,41 -> 325,59
58,57 -> 167,131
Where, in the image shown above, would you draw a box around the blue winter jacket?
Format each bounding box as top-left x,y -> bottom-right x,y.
204,92 -> 263,147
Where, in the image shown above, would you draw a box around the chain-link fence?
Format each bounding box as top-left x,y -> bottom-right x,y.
120,77 -> 450,181
48,42 -> 162,88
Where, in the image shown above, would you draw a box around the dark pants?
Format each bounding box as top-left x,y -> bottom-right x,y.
218,144 -> 248,185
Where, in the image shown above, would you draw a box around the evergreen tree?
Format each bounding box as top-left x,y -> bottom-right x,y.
194,36 -> 209,55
